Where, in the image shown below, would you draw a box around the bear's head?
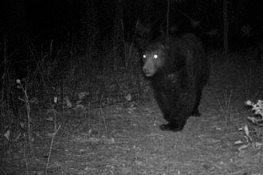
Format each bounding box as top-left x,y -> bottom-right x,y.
142,42 -> 166,77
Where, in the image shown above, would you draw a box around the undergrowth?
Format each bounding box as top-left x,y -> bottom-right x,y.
0,32 -> 151,174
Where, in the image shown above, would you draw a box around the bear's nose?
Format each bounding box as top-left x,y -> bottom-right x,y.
143,68 -> 150,75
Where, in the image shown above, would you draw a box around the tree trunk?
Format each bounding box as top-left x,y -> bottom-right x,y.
223,0 -> 229,54
113,0 -> 124,70
80,0 -> 98,49
166,0 -> 170,36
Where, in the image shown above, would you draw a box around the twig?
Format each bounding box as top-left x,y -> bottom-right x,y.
45,124 -> 61,174
99,96 -> 107,132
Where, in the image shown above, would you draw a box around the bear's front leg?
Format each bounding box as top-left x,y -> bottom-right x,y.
159,120 -> 186,132
159,103 -> 189,132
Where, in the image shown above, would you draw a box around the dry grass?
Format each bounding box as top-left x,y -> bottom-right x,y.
1,50 -> 263,175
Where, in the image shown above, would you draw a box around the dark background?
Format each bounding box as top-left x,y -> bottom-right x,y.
1,0 -> 263,76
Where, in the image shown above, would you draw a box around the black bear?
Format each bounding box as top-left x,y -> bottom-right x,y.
142,34 -> 210,132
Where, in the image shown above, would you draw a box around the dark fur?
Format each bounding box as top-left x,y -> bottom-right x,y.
142,34 -> 210,132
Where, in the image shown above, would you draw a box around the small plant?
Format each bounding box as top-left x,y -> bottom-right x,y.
235,125 -> 263,151
246,100 -> 263,127
16,79 -> 33,153
235,100 -> 263,151
214,89 -> 234,126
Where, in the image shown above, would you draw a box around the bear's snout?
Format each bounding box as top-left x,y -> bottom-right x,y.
143,67 -> 150,75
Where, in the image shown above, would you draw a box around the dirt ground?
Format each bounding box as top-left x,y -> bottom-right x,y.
1,53 -> 263,175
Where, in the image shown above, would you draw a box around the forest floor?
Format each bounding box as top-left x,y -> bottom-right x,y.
1,52 -> 263,175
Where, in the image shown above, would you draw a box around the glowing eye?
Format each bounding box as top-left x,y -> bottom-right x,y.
153,54 -> 158,59
143,55 -> 146,58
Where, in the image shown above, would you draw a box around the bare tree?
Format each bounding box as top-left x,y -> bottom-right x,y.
223,0 -> 229,54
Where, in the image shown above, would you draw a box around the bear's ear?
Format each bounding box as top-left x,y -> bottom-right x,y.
158,43 -> 169,56
159,43 -> 166,50
163,38 -> 174,52
162,43 -> 174,56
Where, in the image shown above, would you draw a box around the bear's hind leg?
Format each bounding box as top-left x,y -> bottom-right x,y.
191,91 -> 202,117
191,108 -> 201,117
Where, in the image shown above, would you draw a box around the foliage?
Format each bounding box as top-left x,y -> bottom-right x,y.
246,100 -> 263,127
235,100 -> 263,151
